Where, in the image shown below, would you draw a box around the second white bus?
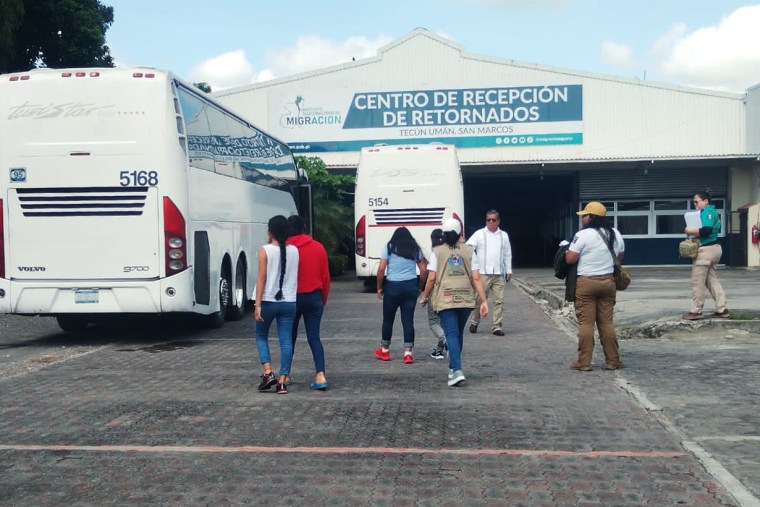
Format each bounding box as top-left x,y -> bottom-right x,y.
354,143 -> 464,280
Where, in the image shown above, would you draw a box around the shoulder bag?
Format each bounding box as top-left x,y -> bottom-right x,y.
596,230 -> 631,291
678,237 -> 700,259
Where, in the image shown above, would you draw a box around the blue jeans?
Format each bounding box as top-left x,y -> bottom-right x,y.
381,278 -> 418,348
254,301 -> 296,376
439,308 -> 472,371
292,290 -> 326,373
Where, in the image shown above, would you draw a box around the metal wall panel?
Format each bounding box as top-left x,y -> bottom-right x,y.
747,84 -> 760,154
579,167 -> 727,199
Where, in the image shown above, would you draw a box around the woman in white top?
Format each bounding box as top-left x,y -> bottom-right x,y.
254,215 -> 299,394
565,202 -> 625,372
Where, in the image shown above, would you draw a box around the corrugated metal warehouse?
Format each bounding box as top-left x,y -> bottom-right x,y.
214,28 -> 760,267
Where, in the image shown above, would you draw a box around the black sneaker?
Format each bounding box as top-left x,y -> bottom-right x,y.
276,382 -> 288,394
430,349 -> 445,360
258,371 -> 277,391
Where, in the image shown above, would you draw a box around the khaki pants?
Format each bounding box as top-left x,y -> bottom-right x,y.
470,274 -> 505,331
574,275 -> 620,368
690,244 -> 728,314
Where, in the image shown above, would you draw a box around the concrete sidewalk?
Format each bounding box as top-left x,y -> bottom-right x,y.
0,274 -> 754,505
515,266 -> 760,337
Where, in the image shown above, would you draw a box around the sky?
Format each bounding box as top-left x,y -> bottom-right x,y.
105,0 -> 760,94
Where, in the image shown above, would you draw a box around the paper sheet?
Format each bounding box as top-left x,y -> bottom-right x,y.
684,211 -> 701,234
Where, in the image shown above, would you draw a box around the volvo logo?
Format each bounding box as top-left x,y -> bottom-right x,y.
18,266 -> 46,272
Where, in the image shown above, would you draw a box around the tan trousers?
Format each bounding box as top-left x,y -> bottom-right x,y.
574,275 -> 620,368
690,244 -> 728,314
470,274 -> 505,331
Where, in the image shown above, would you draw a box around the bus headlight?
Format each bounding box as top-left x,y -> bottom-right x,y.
168,237 -> 183,248
169,249 -> 184,259
169,260 -> 184,271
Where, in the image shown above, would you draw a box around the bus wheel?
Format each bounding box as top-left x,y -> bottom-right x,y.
56,315 -> 89,333
205,275 -> 228,329
227,258 -> 246,321
362,277 -> 377,293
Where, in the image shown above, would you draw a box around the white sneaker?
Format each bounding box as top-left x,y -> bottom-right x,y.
447,369 -> 465,387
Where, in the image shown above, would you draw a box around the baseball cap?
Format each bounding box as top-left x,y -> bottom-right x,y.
576,202 -> 607,217
441,218 -> 461,235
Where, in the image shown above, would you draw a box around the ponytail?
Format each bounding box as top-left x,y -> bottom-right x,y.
275,242 -> 286,301
267,215 -> 290,301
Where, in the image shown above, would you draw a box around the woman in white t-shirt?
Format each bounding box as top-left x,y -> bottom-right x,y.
254,215 -> 299,394
565,202 -> 625,372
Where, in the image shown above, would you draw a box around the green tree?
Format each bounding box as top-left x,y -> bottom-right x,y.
193,81 -> 212,93
296,156 -> 355,273
1,0 -> 114,73
0,0 -> 24,72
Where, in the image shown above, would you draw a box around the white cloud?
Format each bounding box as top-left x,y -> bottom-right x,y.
188,34 -> 392,91
259,34 -> 393,81
656,5 -> 760,92
188,50 -> 256,91
599,40 -> 637,71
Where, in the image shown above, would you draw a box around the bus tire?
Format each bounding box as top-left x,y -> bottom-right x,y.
362,277 -> 377,293
226,258 -> 246,321
56,315 -> 89,333
205,275 -> 228,329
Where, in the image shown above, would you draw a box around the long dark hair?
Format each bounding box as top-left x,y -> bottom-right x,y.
584,214 -> 617,249
268,215 -> 290,301
387,227 -> 422,260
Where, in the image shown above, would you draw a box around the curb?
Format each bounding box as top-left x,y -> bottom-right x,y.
515,277 -> 760,340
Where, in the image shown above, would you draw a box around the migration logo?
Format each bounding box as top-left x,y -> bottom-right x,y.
279,95 -> 343,129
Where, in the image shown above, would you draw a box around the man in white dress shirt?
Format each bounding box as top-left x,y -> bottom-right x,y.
466,210 -> 513,336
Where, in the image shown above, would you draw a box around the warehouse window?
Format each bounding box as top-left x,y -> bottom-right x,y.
579,200 -> 725,238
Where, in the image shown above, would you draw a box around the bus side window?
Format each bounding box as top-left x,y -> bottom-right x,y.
176,87 -> 214,172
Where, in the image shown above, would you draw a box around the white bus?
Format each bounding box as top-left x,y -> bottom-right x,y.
0,67 -> 309,332
354,143 -> 464,280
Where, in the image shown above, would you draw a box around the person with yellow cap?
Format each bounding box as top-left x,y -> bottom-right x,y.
564,202 -> 625,371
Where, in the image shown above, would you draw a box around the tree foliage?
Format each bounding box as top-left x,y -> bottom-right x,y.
295,156 -> 355,263
0,0 -> 114,73
193,82 -> 211,93
0,0 -> 24,72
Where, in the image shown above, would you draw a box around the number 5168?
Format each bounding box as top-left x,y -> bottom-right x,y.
120,170 -> 158,187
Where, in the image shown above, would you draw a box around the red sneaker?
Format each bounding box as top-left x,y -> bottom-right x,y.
374,348 -> 390,361
403,353 -> 414,364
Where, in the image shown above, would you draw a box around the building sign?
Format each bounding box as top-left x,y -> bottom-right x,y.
270,85 -> 582,153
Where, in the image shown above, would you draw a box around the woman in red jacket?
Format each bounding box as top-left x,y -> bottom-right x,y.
287,215 -> 331,390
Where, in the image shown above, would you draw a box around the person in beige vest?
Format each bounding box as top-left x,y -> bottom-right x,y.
420,218 -> 488,387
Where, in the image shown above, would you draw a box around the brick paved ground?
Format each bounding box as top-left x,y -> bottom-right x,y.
0,277 -> 741,506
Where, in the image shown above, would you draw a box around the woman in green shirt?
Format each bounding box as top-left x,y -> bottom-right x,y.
683,190 -> 730,320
